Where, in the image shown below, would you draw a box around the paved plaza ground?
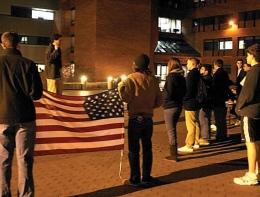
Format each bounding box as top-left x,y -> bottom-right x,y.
9,91 -> 260,196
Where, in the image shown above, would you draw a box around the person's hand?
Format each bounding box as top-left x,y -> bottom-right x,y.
231,88 -> 237,95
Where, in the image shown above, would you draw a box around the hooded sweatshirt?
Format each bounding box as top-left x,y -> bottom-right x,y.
118,71 -> 162,118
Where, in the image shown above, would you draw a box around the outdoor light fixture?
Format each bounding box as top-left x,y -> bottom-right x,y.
229,20 -> 235,26
80,75 -> 87,84
228,19 -> 237,31
107,76 -> 113,89
121,74 -> 127,81
107,76 -> 113,82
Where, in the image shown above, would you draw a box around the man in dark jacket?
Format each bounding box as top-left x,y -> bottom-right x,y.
45,33 -> 62,94
0,32 -> 43,196
212,59 -> 232,141
178,58 -> 201,153
198,64 -> 213,145
234,44 -> 260,186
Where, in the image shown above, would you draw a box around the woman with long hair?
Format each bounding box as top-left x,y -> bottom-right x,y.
163,57 -> 186,161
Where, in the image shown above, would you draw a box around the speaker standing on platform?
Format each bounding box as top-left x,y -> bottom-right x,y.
46,33 -> 62,94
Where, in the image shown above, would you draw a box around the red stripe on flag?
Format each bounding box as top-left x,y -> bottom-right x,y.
36,114 -> 91,122
35,134 -> 124,144
41,94 -> 84,107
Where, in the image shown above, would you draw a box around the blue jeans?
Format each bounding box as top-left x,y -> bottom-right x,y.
128,116 -> 153,183
199,108 -> 211,139
0,121 -> 36,197
163,107 -> 182,146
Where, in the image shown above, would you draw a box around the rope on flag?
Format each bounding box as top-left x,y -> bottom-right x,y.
34,89 -> 125,156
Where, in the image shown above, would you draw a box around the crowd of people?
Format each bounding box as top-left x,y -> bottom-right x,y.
118,44 -> 260,187
0,30 -> 259,196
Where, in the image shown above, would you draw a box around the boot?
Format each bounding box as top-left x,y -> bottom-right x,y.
165,145 -> 178,162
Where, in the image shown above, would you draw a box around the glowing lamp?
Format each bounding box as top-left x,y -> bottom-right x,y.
80,75 -> 87,83
121,74 -> 127,81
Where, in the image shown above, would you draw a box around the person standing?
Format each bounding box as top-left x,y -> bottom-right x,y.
118,54 -> 162,186
0,32 -> 43,196
178,58 -> 201,153
234,44 -> 260,185
211,59 -> 232,141
235,59 -> 246,96
231,59 -> 247,126
46,33 -> 62,94
198,64 -> 213,145
163,57 -> 186,161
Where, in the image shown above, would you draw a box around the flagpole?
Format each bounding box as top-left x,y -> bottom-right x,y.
119,102 -> 128,182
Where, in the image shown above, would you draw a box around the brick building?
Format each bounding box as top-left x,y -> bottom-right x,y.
1,0 -> 260,83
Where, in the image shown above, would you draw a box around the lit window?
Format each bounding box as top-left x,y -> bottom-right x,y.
21,36 -> 28,44
225,41 -> 233,49
158,17 -> 182,34
239,40 -> 245,49
32,8 -> 54,20
156,64 -> 168,81
219,40 -> 232,50
157,66 -> 161,76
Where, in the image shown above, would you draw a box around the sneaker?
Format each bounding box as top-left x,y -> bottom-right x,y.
193,144 -> 200,149
199,139 -> 210,146
178,145 -> 193,153
233,172 -> 258,185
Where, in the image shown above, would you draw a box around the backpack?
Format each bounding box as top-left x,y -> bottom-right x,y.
196,77 -> 207,104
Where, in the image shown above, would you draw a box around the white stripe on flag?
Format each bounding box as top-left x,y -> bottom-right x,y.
36,129 -> 124,138
35,139 -> 124,150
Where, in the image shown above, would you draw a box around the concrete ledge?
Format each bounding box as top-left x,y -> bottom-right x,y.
63,81 -> 108,90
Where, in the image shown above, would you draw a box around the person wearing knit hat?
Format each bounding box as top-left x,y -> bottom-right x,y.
234,43 -> 260,185
118,54 -> 162,187
133,54 -> 150,71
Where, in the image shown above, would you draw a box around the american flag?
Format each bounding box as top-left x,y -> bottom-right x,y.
34,89 -> 125,156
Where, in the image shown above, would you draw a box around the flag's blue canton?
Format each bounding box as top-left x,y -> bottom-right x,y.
84,89 -> 124,120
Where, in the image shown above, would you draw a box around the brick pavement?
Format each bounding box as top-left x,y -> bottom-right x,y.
10,107 -> 260,197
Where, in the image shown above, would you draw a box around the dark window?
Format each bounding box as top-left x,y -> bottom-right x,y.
238,10 -> 260,28
11,6 -> 32,18
203,38 -> 232,56
193,14 -> 231,32
19,35 -> 50,45
203,40 -> 213,51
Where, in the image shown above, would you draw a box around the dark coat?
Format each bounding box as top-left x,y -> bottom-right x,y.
183,67 -> 201,111
0,48 -> 43,124
235,69 -> 246,96
45,44 -> 62,79
162,68 -> 186,109
212,68 -> 232,107
236,64 -> 260,118
201,74 -> 213,109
